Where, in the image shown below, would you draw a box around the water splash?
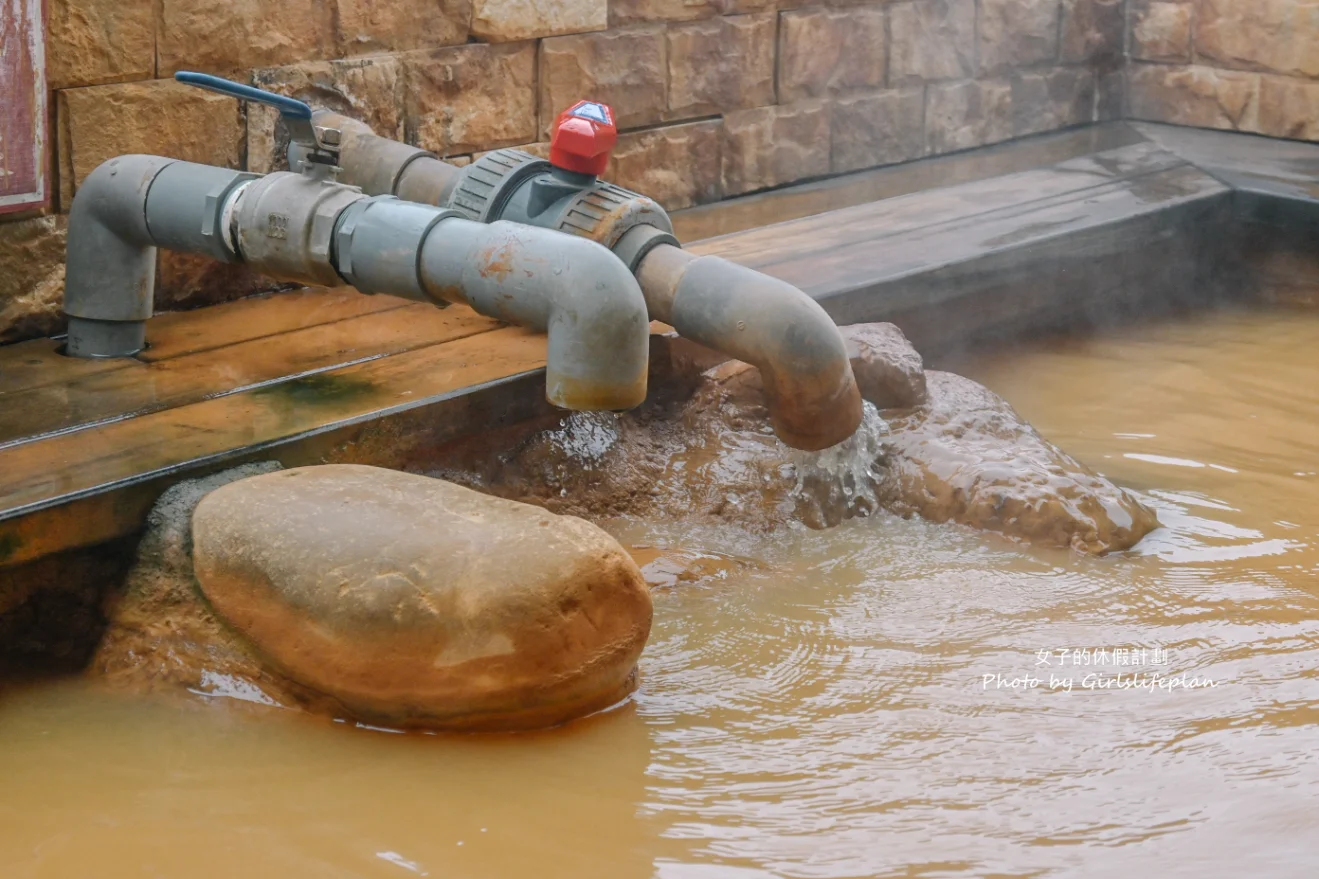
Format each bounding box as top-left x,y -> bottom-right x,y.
542,412 -> 620,465
788,401 -> 889,525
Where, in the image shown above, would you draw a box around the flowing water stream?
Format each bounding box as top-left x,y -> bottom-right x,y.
2,302 -> 1317,877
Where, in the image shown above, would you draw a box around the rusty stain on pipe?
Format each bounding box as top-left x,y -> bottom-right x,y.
637,244 -> 863,451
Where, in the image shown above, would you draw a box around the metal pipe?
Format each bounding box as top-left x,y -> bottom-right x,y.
61,156 -> 650,412
63,155 -> 183,356
638,244 -> 863,451
337,199 -> 650,411
318,118 -> 864,449
304,110 -> 463,206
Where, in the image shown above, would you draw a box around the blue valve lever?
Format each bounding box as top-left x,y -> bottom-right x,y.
174,71 -> 335,163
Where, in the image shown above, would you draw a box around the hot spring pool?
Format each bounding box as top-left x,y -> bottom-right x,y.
2,303 -> 1317,878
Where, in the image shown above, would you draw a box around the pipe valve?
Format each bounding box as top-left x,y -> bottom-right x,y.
175,71 -> 342,176
549,101 -> 618,178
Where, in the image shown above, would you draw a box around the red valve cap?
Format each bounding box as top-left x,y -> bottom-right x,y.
549,100 -> 618,177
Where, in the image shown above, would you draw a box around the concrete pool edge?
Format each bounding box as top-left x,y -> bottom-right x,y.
1,122 -> 1316,575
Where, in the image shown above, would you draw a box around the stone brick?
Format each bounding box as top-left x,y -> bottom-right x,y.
57,80 -> 245,209
334,0 -> 470,55
608,0 -> 721,26
157,0 -> 335,76
610,121 -> 723,209
248,56 -> 405,174
1126,63 -> 1261,131
777,7 -> 888,102
890,0 -> 976,83
45,0 -> 154,89
667,14 -> 777,119
722,101 -> 830,196
830,89 -> 925,174
1012,68 -> 1096,136
1258,76 -> 1319,141
1059,0 -> 1124,64
1097,68 -> 1125,121
472,0 -> 606,41
0,216 -> 67,344
926,79 -> 1013,155
539,26 -> 667,137
1195,0 -> 1319,80
405,43 -> 538,156
979,0 -> 1061,75
1130,1 -> 1193,63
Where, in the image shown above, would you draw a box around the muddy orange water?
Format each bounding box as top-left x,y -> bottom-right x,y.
2,302 -> 1318,877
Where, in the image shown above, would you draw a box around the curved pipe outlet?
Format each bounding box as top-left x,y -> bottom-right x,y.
418,219 -> 650,411
297,121 -> 863,445
63,154 -> 179,356
638,244 -> 863,451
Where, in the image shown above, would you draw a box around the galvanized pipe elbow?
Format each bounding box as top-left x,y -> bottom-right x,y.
418,219 -> 650,411
638,244 -> 863,451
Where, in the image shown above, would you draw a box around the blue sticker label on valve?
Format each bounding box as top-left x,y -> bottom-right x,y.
570,102 -> 612,125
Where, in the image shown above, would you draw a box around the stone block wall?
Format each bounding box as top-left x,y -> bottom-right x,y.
0,0 -> 1313,346
1127,0 -> 1319,139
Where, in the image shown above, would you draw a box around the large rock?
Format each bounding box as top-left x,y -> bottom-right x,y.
191,465 -> 652,730
450,324 -> 1158,555
840,323 -> 928,409
878,370 -> 1158,555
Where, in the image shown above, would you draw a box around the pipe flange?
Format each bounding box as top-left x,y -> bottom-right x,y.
552,182 -> 674,250
447,149 -> 551,222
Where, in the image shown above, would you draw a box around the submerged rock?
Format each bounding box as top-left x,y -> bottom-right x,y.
878,370 -> 1156,554
96,464 -> 652,731
444,323 -> 1157,554
840,322 -> 928,409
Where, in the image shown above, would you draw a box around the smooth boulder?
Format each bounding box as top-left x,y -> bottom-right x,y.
191,465 -> 652,730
